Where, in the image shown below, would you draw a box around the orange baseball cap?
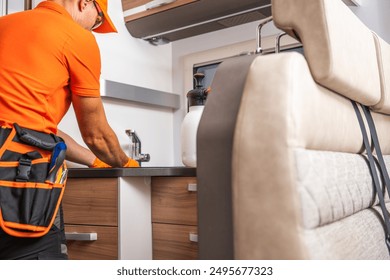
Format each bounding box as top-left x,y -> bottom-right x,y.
93,0 -> 117,33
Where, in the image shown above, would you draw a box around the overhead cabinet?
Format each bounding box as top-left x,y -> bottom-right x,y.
122,0 -> 272,44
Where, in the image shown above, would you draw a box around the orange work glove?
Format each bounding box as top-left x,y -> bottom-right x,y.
124,158 -> 139,168
90,158 -> 111,168
91,157 -> 139,168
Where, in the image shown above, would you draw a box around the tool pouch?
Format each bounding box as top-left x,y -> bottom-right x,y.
0,124 -> 67,238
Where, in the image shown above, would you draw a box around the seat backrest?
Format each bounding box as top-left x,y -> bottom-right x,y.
230,0 -> 390,259
197,0 -> 390,259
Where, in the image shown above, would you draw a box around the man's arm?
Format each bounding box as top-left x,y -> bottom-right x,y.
71,95 -> 129,167
57,129 -> 95,167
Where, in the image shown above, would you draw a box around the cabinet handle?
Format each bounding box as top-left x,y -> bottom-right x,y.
145,0 -> 176,10
187,183 -> 197,192
189,233 -> 198,243
65,232 -> 98,241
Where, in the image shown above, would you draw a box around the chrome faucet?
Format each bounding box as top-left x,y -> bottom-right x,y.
125,129 -> 150,165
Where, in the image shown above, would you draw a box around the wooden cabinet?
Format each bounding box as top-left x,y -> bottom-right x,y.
151,177 -> 198,259
122,0 -> 272,42
62,178 -> 119,260
62,172 -> 197,260
122,0 -> 199,22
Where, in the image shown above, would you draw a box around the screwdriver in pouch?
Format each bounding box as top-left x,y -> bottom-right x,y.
46,142 -> 67,183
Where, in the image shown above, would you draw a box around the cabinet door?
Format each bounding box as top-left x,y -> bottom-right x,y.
62,178 -> 118,226
151,176 -> 198,260
152,177 -> 197,225
63,178 -> 119,260
152,223 -> 198,260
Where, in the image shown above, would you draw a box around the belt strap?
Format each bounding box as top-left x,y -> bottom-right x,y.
13,123 -> 59,150
15,158 -> 32,182
15,151 -> 42,182
352,101 -> 390,254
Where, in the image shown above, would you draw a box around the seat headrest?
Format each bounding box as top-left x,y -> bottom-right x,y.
272,0 -> 381,107
371,33 -> 390,114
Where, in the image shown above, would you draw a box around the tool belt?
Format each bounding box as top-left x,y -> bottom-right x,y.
0,123 -> 67,238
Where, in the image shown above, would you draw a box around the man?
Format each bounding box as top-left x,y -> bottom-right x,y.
0,0 -> 137,259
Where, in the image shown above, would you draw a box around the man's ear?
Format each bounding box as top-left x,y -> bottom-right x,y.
78,0 -> 89,11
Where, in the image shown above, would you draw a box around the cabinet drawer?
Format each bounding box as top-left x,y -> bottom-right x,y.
152,177 -> 197,225
63,178 -> 118,226
65,224 -> 118,260
152,223 -> 198,260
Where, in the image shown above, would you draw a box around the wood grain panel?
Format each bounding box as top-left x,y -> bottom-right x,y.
152,223 -> 198,260
65,224 -> 118,260
63,178 -> 118,226
124,0 -> 199,22
122,0 -> 150,11
152,177 -> 197,225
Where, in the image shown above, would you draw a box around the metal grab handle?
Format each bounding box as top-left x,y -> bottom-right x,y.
275,32 -> 287,53
24,0 -> 32,10
187,183 -> 197,192
1,0 -> 7,16
189,233 -> 198,243
65,232 -> 98,241
255,16 -> 273,54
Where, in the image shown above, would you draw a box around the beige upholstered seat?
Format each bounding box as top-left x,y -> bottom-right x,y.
197,0 -> 390,259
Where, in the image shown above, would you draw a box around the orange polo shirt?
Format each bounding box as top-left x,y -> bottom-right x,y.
0,1 -> 101,134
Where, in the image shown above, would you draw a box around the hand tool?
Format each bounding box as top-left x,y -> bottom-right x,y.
46,142 -> 67,183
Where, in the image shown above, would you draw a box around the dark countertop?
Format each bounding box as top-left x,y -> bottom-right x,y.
68,166 -> 196,178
